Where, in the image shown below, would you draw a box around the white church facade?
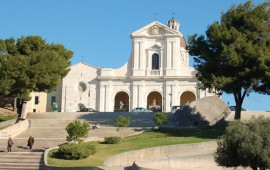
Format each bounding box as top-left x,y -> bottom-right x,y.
26,18 -> 214,113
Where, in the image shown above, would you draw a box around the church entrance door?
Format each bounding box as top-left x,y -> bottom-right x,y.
147,91 -> 162,112
114,92 -> 129,112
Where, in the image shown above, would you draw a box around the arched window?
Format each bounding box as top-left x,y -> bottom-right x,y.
152,53 -> 159,70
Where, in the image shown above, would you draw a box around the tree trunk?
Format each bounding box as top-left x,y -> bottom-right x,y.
234,110 -> 241,119
233,91 -> 245,120
234,103 -> 242,120
251,166 -> 257,170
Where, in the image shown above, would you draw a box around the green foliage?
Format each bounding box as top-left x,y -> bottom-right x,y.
214,116 -> 270,170
0,36 -> 73,101
66,120 -> 90,142
57,142 -> 96,160
0,116 -> 16,122
104,136 -> 121,144
48,126 -> 225,167
154,112 -> 168,127
115,116 -> 130,128
114,116 -> 130,137
188,1 -> 270,119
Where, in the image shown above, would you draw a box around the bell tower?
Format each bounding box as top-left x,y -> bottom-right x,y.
167,17 -> 179,31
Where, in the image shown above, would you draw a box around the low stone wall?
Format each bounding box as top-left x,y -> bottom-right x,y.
0,119 -> 29,138
103,141 -> 217,168
45,166 -> 103,170
132,153 -> 247,170
0,119 -> 17,128
227,111 -> 270,121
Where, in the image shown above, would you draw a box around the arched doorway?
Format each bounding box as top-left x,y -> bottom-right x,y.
147,91 -> 162,111
180,91 -> 196,106
114,91 -> 129,112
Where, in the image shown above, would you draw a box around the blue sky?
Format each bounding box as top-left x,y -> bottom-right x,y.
1,0 -> 269,111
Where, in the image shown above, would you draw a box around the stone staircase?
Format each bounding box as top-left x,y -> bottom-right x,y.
0,111 -> 163,170
0,152 -> 44,170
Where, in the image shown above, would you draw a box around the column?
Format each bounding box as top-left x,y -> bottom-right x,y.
133,41 -> 139,70
99,85 -> 105,112
171,84 -> 177,107
160,49 -> 164,75
165,83 -> 173,112
166,40 -> 172,69
131,82 -> 138,109
138,83 -> 145,107
139,42 -> 144,69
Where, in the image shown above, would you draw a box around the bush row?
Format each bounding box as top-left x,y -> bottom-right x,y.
104,136 -> 121,144
57,142 -> 96,160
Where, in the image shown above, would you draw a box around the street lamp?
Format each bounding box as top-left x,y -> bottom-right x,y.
169,93 -> 172,108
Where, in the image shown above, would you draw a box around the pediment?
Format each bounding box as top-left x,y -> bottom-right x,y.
70,62 -> 98,71
130,21 -> 182,37
150,44 -> 163,50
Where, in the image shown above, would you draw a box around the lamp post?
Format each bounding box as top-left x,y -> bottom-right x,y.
169,93 -> 172,109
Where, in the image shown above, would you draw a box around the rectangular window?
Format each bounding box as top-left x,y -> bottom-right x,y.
34,96 -> 39,105
51,96 -> 56,105
152,53 -> 160,70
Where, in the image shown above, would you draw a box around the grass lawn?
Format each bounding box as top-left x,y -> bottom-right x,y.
0,116 -> 16,122
0,108 -> 17,122
48,126 -> 225,167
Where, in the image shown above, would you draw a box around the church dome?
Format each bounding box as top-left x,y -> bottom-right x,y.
167,17 -> 179,31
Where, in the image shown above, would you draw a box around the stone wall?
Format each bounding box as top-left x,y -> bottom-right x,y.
0,119 -> 29,138
103,141 -> 216,168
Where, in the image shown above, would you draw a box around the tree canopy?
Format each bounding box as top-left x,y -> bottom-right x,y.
66,120 -> 90,142
188,1 -> 270,119
0,36 -> 73,101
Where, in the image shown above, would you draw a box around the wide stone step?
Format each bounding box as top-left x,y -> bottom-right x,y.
0,152 -> 44,170
26,112 -> 162,128
27,112 -> 87,119
0,152 -> 44,156
0,138 -> 66,152
0,163 -> 44,170
28,119 -> 72,127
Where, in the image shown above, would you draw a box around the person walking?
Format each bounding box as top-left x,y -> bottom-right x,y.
27,136 -> 34,150
7,137 -> 13,153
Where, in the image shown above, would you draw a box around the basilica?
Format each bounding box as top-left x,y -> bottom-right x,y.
27,18 -> 214,113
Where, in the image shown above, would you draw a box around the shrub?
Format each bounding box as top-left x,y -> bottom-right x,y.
154,112 -> 168,127
104,136 -> 121,144
215,116 -> 270,170
66,120 -> 90,142
57,142 -> 96,160
115,116 -> 130,137
115,116 -> 130,128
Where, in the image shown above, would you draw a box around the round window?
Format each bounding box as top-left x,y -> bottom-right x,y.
77,82 -> 87,92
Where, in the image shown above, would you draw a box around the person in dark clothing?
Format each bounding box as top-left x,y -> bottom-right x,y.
7,137 -> 13,153
27,136 -> 34,150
